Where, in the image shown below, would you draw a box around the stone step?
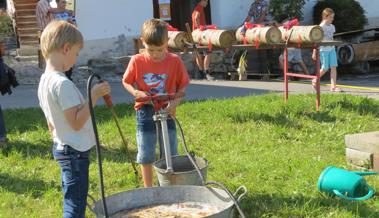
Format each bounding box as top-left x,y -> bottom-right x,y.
19,34 -> 39,41
16,55 -> 39,62
345,131 -> 379,154
17,27 -> 39,35
14,0 -> 38,4
16,9 -> 36,16
17,21 -> 38,28
16,15 -> 37,23
14,3 -> 37,10
20,40 -> 39,47
17,45 -> 38,56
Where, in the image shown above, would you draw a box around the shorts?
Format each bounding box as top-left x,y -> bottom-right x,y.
279,48 -> 303,64
136,105 -> 178,164
320,49 -> 338,71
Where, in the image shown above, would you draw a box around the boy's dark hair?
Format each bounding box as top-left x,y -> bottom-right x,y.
141,19 -> 168,46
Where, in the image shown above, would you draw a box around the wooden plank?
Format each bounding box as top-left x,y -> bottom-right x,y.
345,131 -> 379,153
346,148 -> 373,168
373,154 -> 379,172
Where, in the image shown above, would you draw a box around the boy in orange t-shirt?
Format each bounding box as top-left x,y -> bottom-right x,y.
122,19 -> 189,187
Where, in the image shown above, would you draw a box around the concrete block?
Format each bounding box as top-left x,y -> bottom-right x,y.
346,148 -> 373,168
345,131 -> 379,153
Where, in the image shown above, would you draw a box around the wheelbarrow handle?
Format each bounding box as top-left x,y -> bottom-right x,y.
233,185 -> 248,203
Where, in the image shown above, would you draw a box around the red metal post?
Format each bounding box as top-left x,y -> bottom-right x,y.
284,47 -> 288,101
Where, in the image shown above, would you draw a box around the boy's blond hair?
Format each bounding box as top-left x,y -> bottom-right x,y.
40,20 -> 83,59
141,19 -> 168,46
322,8 -> 335,20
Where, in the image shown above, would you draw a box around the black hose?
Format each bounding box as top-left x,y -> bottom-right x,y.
173,117 -> 246,218
87,74 -> 109,218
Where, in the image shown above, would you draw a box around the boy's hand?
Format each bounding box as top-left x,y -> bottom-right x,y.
134,90 -> 150,98
91,81 -> 111,100
165,101 -> 178,116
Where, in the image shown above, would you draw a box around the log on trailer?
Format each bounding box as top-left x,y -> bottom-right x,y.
168,31 -> 190,50
235,26 -> 282,45
192,29 -> 236,48
279,25 -> 324,44
337,41 -> 379,65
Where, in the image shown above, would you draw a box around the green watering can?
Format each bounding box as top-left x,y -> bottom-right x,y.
317,166 -> 377,201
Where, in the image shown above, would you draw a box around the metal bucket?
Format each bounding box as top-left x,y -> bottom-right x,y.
154,155 -> 208,186
89,185 -> 247,218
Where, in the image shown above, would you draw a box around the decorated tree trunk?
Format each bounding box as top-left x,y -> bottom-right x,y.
168,31 -> 190,50
279,25 -> 324,44
192,29 -> 236,48
235,26 -> 282,45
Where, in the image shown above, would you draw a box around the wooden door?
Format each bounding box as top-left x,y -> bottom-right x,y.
153,0 -> 211,31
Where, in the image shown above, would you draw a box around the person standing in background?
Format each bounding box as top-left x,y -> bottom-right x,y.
192,0 -> 214,81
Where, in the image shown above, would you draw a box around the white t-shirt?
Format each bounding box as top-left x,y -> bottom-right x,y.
320,21 -> 336,51
38,71 -> 95,151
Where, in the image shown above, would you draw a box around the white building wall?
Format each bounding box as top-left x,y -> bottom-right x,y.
75,0 -> 153,65
210,0 -> 252,29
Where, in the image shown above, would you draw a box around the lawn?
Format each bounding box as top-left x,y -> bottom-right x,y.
0,94 -> 379,218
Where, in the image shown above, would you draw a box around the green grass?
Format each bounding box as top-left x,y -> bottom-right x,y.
1,94 -> 379,218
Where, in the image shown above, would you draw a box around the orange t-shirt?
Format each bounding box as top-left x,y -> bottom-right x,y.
192,4 -> 206,30
122,52 -> 190,110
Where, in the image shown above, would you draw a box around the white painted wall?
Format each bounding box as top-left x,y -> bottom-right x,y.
74,0 -> 153,64
210,0 -> 252,29
76,0 -> 152,41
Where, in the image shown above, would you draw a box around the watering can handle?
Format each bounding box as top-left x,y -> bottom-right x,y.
333,186 -> 375,201
233,185 -> 248,202
354,171 -> 378,176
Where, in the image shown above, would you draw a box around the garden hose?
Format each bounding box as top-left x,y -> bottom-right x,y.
87,74 -> 109,218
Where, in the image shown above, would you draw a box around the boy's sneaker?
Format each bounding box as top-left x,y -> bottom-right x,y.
205,73 -> 215,81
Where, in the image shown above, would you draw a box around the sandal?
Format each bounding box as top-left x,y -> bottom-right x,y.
311,78 -> 317,91
330,87 -> 342,92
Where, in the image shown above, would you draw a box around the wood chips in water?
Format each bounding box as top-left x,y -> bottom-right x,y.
111,202 -> 221,218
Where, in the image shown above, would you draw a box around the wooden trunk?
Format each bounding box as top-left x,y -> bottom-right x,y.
279,25 -> 324,44
168,31 -> 190,50
192,29 -> 236,48
235,26 -> 282,45
337,41 -> 379,64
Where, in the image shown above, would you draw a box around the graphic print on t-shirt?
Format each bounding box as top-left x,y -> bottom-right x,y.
143,73 -> 168,94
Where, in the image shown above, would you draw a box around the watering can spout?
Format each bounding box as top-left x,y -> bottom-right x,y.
354,171 -> 378,176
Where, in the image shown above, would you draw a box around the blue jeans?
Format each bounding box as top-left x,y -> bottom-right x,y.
52,144 -> 90,218
0,104 -> 6,140
136,105 -> 178,164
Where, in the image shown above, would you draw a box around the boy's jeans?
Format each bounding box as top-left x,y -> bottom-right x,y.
53,143 -> 90,218
0,105 -> 6,140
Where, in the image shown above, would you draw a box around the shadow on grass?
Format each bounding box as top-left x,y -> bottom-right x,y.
240,193 -> 378,218
0,173 -> 57,198
1,139 -> 138,165
1,140 -> 52,159
296,111 -> 336,123
229,112 -> 302,129
326,97 -> 379,117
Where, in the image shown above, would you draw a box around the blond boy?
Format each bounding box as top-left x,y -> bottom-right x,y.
38,20 -> 110,218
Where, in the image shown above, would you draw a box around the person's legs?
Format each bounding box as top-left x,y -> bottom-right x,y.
328,49 -> 340,91
136,105 -> 157,187
203,53 -> 214,80
53,144 -> 90,218
0,105 -> 7,147
312,50 -> 329,89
